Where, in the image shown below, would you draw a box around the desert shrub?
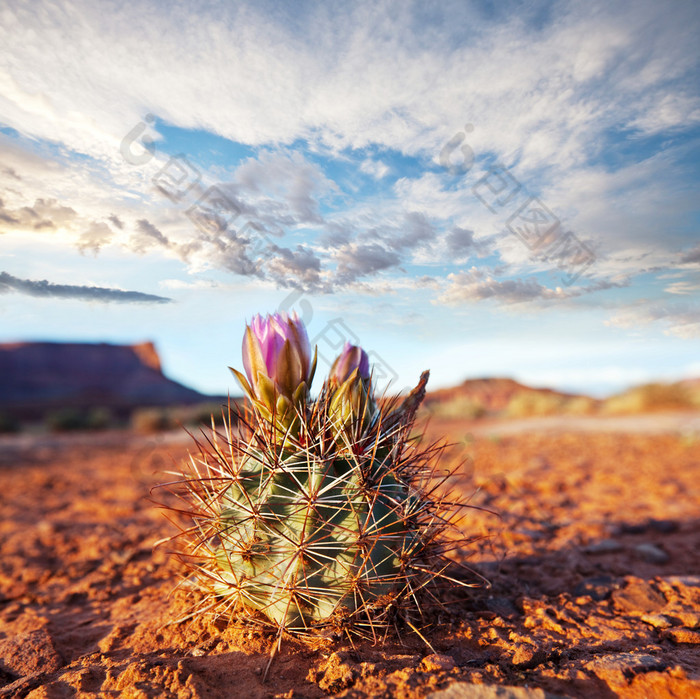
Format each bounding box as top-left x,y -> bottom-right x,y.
562,395 -> 598,415
603,383 -> 696,414
85,407 -> 115,430
426,396 -> 487,420
506,391 -> 566,418
170,402 -> 235,429
0,412 -> 20,433
131,407 -> 174,433
46,408 -> 88,432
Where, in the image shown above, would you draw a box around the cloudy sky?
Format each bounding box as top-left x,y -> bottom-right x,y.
1,0 -> 699,397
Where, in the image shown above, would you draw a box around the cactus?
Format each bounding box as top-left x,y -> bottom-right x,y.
164,315 -> 471,639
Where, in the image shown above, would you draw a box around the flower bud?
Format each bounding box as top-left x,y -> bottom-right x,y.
329,342 -> 370,385
233,312 -> 316,432
328,343 -> 376,444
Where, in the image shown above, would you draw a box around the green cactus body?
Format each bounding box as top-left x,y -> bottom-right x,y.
211,447 -> 419,632
169,362 -> 467,639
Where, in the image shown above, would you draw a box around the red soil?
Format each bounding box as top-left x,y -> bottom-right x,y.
0,418 -> 699,698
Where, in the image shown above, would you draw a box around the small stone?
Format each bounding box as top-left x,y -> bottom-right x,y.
583,539 -> 622,554
649,519 -> 679,534
617,521 -> 649,535
612,580 -> 666,613
635,543 -> 669,564
641,613 -> 673,629
421,653 -> 456,672
512,646 -> 546,669
574,575 -> 616,601
317,652 -> 356,693
663,628 -> 700,645
586,653 -> 665,686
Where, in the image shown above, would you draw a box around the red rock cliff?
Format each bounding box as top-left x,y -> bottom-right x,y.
0,341 -> 211,413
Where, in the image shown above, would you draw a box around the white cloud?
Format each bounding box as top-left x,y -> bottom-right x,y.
606,301 -> 700,339
0,0 -> 699,351
359,158 -> 390,179
0,1 -> 697,165
438,267 -> 564,305
665,281 -> 700,295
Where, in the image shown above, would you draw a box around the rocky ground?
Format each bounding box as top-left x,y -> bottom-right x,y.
0,416 -> 698,698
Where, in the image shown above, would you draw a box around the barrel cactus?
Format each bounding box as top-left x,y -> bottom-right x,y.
166,312 -> 469,639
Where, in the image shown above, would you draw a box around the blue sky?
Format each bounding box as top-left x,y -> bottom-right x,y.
1,0 -> 699,398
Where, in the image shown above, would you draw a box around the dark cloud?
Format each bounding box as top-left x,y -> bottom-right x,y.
212,237 -> 261,277
333,242 -> 401,285
440,267 -> 630,306
131,218 -> 171,253
440,268 -> 559,304
266,244 -> 323,290
1,167 -> 21,181
390,211 -> 436,251
567,276 -> 630,297
681,243 -> 700,264
318,221 -> 352,248
445,226 -> 475,256
0,272 -> 171,304
233,154 -> 327,225
109,214 -> 124,230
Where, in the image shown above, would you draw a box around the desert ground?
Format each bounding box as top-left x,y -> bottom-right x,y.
1,414 -> 699,698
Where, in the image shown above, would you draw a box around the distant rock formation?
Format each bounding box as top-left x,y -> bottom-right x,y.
423,377 -> 578,412
421,377 -> 598,419
0,341 -> 212,417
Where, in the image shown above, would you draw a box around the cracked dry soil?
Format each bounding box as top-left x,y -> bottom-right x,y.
0,421 -> 698,698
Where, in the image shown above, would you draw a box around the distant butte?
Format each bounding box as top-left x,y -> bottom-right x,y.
0,341 -> 215,418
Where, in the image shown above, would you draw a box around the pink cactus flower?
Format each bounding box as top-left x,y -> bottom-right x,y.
242,312 -> 312,403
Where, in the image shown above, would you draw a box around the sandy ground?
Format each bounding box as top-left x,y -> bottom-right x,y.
0,415 -> 699,698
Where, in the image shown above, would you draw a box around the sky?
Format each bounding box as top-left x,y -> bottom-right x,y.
1,0 -> 699,398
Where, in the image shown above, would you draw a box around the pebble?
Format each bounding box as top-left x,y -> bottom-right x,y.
612,580 -> 666,613
582,539 -> 622,554
511,646 -> 547,669
615,519 -> 678,535
427,683 -> 570,699
421,653 -> 456,672
635,543 -> 669,564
